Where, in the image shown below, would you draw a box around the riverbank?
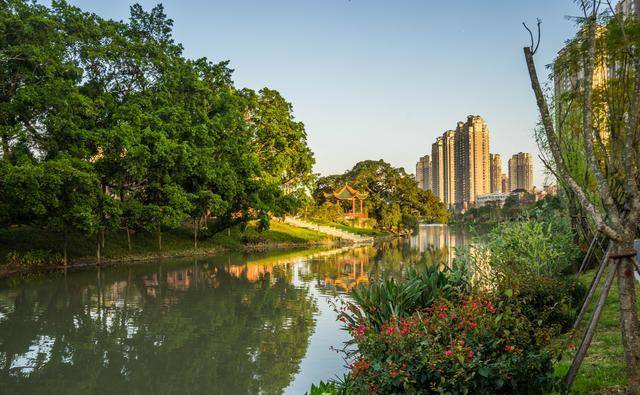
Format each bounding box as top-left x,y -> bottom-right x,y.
0,220 -> 346,278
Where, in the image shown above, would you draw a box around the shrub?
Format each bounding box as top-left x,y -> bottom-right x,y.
3,250 -> 63,268
305,380 -> 342,395
342,297 -> 558,394
342,263 -> 469,331
486,216 -> 579,277
504,275 -> 587,334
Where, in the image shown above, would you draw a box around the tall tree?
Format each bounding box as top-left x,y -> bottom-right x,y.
524,2 -> 640,391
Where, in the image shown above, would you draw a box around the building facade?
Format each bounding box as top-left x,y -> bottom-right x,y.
442,130 -> 456,208
508,152 -> 533,192
489,153 -> 502,193
415,155 -> 431,191
454,115 -> 490,209
431,137 -> 444,202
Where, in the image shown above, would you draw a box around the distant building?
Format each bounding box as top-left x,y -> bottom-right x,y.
454,115 -> 490,209
476,192 -> 510,208
431,137 -> 445,202
489,153 -> 502,193
415,155 -> 431,191
508,152 -> 533,192
442,130 -> 456,208
501,173 -> 510,193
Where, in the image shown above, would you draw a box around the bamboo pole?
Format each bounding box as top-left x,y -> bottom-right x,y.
565,260 -> 617,389
573,241 -> 612,330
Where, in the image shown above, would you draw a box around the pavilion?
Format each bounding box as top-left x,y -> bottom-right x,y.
323,182 -> 368,218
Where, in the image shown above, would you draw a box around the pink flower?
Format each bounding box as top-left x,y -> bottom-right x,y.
467,350 -> 474,359
438,313 -> 446,319
445,350 -> 453,357
469,322 -> 477,328
451,313 -> 457,319
459,340 -> 465,346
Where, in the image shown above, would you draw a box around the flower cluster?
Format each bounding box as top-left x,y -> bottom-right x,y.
342,297 -> 557,394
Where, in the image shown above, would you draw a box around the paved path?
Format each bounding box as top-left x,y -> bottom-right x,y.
282,216 -> 374,244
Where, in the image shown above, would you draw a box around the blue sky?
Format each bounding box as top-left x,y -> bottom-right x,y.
58,0 -> 585,187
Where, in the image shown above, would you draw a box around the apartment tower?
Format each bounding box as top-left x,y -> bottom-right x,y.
442,130 -> 456,208
489,153 -> 502,193
508,152 -> 533,192
431,137 -> 445,202
454,115 -> 491,209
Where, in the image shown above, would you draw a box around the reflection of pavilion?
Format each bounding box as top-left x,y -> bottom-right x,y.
320,248 -> 371,292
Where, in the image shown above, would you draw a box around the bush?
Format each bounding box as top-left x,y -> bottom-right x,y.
486,216 -> 579,277
305,380 -> 342,395
342,263 -> 469,331
4,250 -> 63,268
505,275 -> 587,334
342,297 -> 558,394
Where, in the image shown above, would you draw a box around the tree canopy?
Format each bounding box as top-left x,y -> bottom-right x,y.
313,160 -> 448,232
0,0 -> 315,257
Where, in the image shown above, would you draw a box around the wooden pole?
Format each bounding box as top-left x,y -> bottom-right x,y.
578,234 -> 599,275
573,241 -> 612,330
565,260 -> 617,389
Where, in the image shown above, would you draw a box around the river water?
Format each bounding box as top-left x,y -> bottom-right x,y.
0,225 -> 469,395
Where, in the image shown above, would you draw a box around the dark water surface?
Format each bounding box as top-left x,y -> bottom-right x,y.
0,225 -> 469,394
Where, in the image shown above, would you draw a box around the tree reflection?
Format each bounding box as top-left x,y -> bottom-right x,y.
0,260 -> 316,394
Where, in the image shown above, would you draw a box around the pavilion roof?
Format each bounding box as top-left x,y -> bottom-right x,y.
323,182 -> 368,200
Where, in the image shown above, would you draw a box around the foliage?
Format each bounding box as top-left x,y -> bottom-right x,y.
4,249 -> 63,268
0,0 -> 314,258
485,215 -> 579,278
305,380 -> 343,395
314,160 -> 448,233
341,297 -> 558,394
341,263 -> 469,331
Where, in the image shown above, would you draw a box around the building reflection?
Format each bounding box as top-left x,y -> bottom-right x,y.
410,224 -> 470,263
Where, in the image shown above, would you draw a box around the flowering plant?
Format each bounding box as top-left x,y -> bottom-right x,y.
341,296 -> 557,394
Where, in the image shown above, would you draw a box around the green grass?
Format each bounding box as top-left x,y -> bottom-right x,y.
0,220 -> 334,265
554,269 -> 640,394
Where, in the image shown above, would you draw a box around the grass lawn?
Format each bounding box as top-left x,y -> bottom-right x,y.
554,269 -> 640,394
0,220 -> 334,265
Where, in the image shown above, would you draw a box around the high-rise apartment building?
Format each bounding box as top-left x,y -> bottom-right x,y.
431,137 -> 444,202
442,130 -> 456,208
508,152 -> 533,192
415,155 -> 431,191
501,173 -> 510,193
489,153 -> 502,193
454,115 -> 490,209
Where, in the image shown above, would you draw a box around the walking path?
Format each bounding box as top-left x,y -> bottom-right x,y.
282,216 -> 374,244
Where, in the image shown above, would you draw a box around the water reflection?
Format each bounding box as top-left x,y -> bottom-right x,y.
0,226 -> 468,394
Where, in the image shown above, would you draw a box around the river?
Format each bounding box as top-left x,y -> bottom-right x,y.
0,224 -> 470,395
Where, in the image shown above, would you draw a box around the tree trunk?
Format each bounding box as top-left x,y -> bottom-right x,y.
63,228 -> 68,268
157,226 -> 162,251
194,217 -> 198,249
614,240 -> 640,394
126,227 -> 132,251
101,228 -> 105,249
96,233 -> 101,265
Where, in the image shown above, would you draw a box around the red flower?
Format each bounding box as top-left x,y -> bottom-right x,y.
469,322 -> 477,328
451,313 -> 457,319
459,340 -> 465,346
438,313 -> 446,319
467,350 -> 475,359
400,328 -> 409,335
390,370 -> 398,378
439,304 -> 447,312
504,345 -> 514,351
445,350 -> 453,357
386,325 -> 396,335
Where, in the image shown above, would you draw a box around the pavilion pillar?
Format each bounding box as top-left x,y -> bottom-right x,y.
352,198 -> 355,216
360,198 -> 363,215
